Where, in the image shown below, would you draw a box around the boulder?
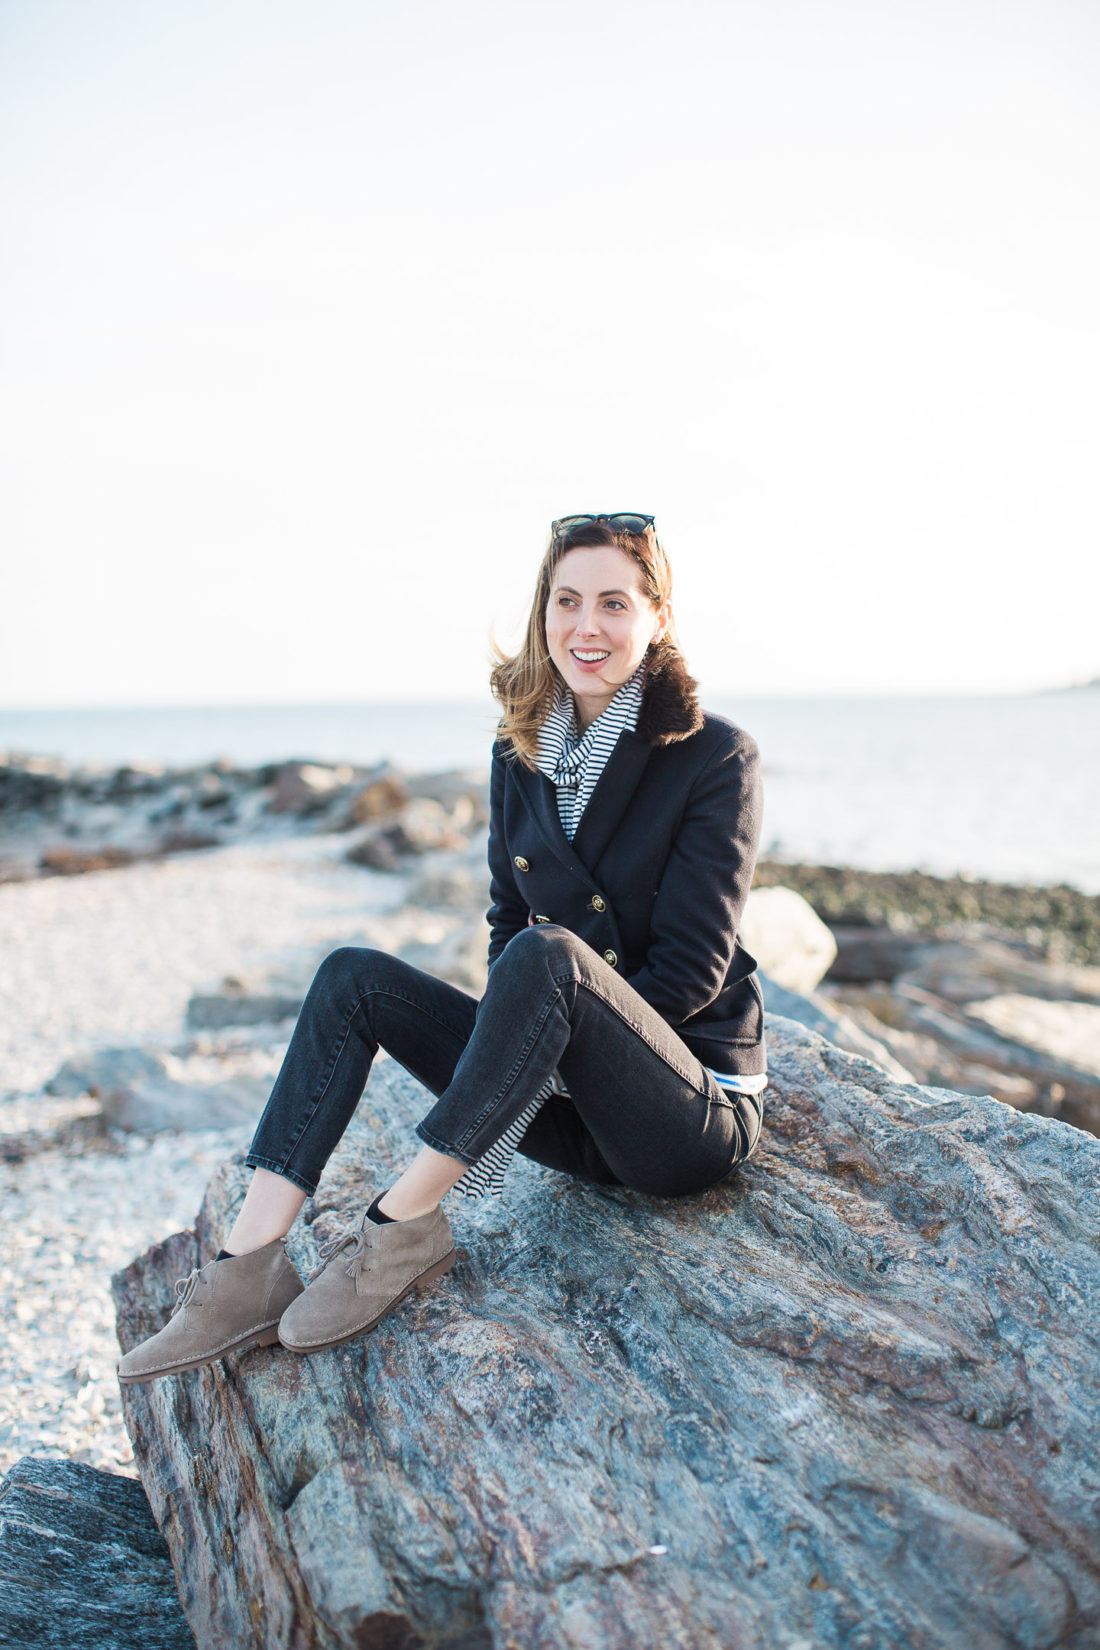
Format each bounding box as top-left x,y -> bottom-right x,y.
46,1046 -> 170,1099
267,763 -> 355,816
100,1073 -> 269,1135
344,829 -> 404,872
155,827 -> 221,855
741,886 -> 837,994
387,796 -> 470,855
113,1020 -> 1100,1650
891,982 -> 1100,1134
404,768 -> 490,828
186,992 -> 305,1031
42,1042 -> 269,1134
0,1092 -> 107,1163
757,971 -> 843,1040
345,802 -> 471,871
344,775 -> 409,825
757,972 -> 915,1083
825,925 -> 942,983
0,1455 -> 194,1648
963,995 -> 1100,1076
897,939 -> 1100,1007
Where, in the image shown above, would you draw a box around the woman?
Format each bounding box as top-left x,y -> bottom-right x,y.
117,513 -> 766,1385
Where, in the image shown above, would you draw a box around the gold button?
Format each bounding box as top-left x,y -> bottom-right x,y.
534,914 -> 550,923
513,855 -> 529,872
591,895 -> 606,912
603,948 -> 618,967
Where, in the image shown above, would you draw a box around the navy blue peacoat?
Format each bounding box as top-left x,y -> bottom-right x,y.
485,653 -> 766,1078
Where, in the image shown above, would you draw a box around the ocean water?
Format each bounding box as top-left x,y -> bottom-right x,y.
2,692 -> 1097,893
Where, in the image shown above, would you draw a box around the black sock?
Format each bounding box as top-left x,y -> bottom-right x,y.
366,1193 -> 395,1225
216,1247 -> 237,1260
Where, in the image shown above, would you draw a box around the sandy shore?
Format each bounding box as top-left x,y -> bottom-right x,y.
0,833 -> 401,1097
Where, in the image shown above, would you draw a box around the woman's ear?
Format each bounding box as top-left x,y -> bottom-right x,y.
652,600 -> 672,645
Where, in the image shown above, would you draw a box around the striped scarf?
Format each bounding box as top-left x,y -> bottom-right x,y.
451,664 -> 645,1200
533,664 -> 647,838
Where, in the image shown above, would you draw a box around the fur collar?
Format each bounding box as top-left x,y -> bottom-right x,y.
637,645 -> 704,746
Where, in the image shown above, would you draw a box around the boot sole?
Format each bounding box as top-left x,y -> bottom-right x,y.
117,1321 -> 284,1386
278,1247 -> 458,1354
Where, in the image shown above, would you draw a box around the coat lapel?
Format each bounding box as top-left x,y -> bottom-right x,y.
513,762 -> 595,884
511,732 -> 653,882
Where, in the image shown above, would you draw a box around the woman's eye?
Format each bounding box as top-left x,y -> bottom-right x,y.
554,595 -> 626,610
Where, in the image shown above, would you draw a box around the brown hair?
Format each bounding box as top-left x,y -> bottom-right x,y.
489,518 -> 686,770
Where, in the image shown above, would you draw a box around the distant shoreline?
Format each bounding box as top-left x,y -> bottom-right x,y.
1,745 -> 1096,965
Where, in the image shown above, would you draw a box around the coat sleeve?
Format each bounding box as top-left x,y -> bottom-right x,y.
622,730 -> 762,1024
486,744 -> 528,971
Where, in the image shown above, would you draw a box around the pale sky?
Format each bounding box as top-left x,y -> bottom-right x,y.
2,0 -> 1097,707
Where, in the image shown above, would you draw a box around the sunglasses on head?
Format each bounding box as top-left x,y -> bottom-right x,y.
551,513 -> 660,549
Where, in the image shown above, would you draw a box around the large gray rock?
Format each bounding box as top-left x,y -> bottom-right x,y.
0,1455 -> 194,1648
826,924 -> 943,982
46,1046 -> 169,1098
898,938 -> 1100,1006
267,762 -> 357,816
403,768 -> 490,818
963,995 -> 1100,1075
41,1041 -> 270,1135
741,886 -> 837,993
100,1072 -> 270,1134
186,990 -> 305,1030
891,981 -> 1100,1134
758,972 -> 915,1083
113,1019 -> 1100,1650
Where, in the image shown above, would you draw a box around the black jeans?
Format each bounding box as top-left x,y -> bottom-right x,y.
244,924 -> 762,1200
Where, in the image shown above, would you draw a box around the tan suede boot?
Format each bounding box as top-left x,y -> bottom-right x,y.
116,1236 -> 304,1385
278,1202 -> 456,1354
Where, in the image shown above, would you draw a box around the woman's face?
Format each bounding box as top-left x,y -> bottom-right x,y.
544,545 -> 670,730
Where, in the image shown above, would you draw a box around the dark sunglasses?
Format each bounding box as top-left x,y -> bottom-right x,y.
551,513 -> 660,549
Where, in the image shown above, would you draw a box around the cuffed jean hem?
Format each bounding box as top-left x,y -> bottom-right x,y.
242,1153 -> 319,1199
413,1122 -> 479,1167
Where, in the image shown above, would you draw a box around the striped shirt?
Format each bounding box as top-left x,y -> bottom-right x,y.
452,666 -> 766,1200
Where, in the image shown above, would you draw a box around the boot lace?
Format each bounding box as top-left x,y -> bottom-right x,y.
307,1223 -> 375,1285
170,1268 -> 203,1317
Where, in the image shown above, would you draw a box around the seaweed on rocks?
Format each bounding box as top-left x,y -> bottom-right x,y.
753,860 -> 1100,967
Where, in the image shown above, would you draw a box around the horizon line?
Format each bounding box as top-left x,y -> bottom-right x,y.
0,681 -> 1096,715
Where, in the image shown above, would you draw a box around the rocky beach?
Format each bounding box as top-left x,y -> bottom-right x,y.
1,748 -> 1098,1647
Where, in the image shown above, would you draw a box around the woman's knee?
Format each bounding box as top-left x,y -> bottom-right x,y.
497,923 -> 586,975
313,945 -> 395,995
